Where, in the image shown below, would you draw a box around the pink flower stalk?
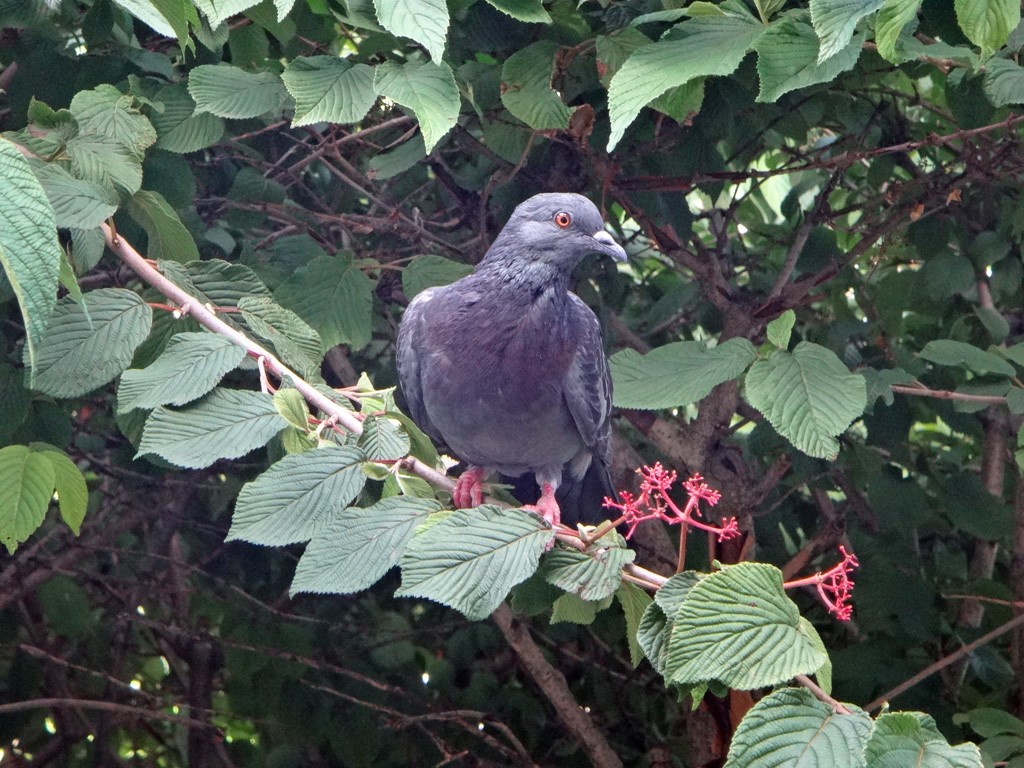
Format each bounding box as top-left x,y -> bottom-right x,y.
602,464 -> 740,542
784,546 -> 859,621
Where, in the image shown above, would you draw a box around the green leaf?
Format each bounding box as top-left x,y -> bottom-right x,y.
66,133 -> 144,197
373,0 -> 448,61
149,0 -> 200,50
616,582 -> 652,668
0,445 -> 57,553
272,388 -> 310,430
765,309 -> 796,349
809,0 -> 884,63
607,14 -> 764,150
138,388 -> 287,468
37,446 -> 89,536
36,575 -> 93,640
292,496 -> 440,595
397,506 -> 553,620
959,708 -> 1024,738
401,254 -> 473,299
637,601 -> 671,674
755,13 -> 862,102
875,0 -> 923,62
28,159 -> 118,231
744,341 -> 867,460
800,616 -> 833,693
70,84 -> 157,160
128,190 -> 200,263
373,60 -> 460,153
238,295 -> 324,379
366,134 -> 426,180
865,712 -> 983,766
723,688 -> 872,768
483,0 -> 550,23
188,64 -> 290,119
117,332 -> 246,412
955,0 -> 1018,58
275,254 -> 374,350
27,288 -> 153,398
359,415 -> 411,460
540,544 -> 635,601
111,0 -> 178,35
550,593 -> 603,624
919,339 -> 1016,377
610,338 -> 756,409
665,563 -> 828,689
193,0 -> 261,26
0,137 -> 63,371
983,58 -> 1024,107
228,445 -> 367,545
500,40 -> 572,130
149,83 -> 225,153
282,57 -> 376,127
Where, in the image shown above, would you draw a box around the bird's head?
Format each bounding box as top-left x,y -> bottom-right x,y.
483,193 -> 628,271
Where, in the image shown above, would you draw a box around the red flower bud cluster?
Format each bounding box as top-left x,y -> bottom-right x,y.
784,545 -> 859,621
602,463 -> 740,542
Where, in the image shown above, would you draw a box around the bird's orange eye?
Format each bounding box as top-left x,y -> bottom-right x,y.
554,211 -> 572,228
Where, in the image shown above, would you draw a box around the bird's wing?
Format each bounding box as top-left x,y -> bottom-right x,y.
396,288 -> 444,444
563,294 -> 613,469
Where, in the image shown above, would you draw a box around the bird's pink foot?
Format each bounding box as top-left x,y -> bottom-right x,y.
523,483 -> 561,528
452,466 -> 487,508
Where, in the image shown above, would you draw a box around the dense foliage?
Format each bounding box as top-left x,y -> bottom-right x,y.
4,0 -> 1024,764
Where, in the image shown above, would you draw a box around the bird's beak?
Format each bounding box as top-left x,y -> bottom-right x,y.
591,230 -> 628,262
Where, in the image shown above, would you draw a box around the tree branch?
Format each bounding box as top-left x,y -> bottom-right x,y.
491,604 -> 624,768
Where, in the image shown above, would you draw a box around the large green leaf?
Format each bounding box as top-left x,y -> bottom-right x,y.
0,137 -> 63,371
611,338 -> 756,409
70,85 -> 157,160
291,496 -> 440,595
373,60 -> 460,153
274,254 -> 374,350
919,339 -> 1016,377
874,0 -> 923,62
373,0 -> 448,61
955,0 -> 1018,58
128,190 -> 200,263
238,295 -> 324,379
540,543 -> 635,602
67,133 -> 144,197
228,445 -> 367,545
401,254 -> 473,299
27,288 -> 153,398
607,12 -> 765,150
500,40 -> 572,130
808,0 -> 884,63
28,159 -> 119,231
117,332 -> 246,413
983,58 -> 1024,107
193,0 -> 261,26
483,0 -> 550,23
188,65 -> 290,119
744,342 -> 867,460
724,688 -> 872,768
637,572 -> 703,676
138,388 -> 287,468
616,582 -> 652,668
755,13 -> 862,102
0,445 -> 57,554
358,415 -> 411,460
111,0 -> 177,35
397,506 -> 553,620
665,563 -> 828,689
148,83 -> 225,153
282,57 -> 376,127
37,445 -> 89,537
865,712 -> 983,767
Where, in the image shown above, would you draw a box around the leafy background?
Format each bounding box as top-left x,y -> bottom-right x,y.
2,0 -> 1024,764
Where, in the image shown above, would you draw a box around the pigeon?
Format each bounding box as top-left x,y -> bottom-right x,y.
396,193 -> 627,527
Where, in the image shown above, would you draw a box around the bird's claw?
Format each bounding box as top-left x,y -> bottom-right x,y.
523,483 -> 561,529
452,467 -> 486,508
